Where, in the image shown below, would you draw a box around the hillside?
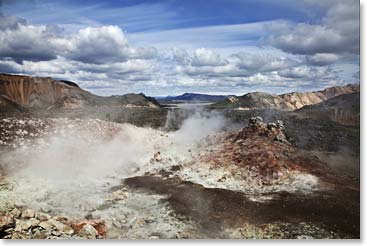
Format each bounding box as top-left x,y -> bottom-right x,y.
280,84 -> 359,110
0,74 -> 161,113
296,92 -> 360,125
212,92 -> 290,110
211,84 -> 359,110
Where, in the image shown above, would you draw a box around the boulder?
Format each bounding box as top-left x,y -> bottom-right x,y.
39,221 -> 53,230
78,224 -> 98,239
21,209 -> 35,219
111,190 -> 128,201
29,218 -> 40,227
35,212 -> 51,221
276,120 -> 285,130
249,116 -> 263,125
72,220 -> 107,238
0,214 -> 14,231
48,219 -> 66,231
9,208 -> 21,218
15,219 -> 33,231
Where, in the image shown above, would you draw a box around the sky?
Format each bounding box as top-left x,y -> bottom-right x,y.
0,0 -> 360,96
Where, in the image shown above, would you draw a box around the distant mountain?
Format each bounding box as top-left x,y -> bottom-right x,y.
211,92 -> 290,110
0,73 -> 161,112
211,84 -> 359,110
157,93 -> 229,103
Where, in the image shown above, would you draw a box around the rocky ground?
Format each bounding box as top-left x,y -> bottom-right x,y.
0,115 -> 360,239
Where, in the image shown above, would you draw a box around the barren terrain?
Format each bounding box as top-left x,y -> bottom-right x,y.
0,110 -> 360,239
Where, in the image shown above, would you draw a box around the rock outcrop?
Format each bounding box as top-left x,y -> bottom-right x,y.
177,116 -> 347,193
0,73 -> 161,112
0,207 -> 106,239
235,116 -> 288,144
0,74 -> 94,110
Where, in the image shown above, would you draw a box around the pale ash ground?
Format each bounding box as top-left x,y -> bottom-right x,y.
0,117 -> 349,239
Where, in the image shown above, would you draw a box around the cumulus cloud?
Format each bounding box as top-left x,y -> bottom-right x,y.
177,63 -> 239,77
0,19 -> 157,65
159,45 -> 346,95
278,66 -> 334,80
191,48 -> 226,67
0,14 -> 160,94
0,23 -> 59,62
231,52 -> 298,72
266,1 -> 359,56
172,48 -> 301,79
0,0 -> 359,96
306,53 -> 341,66
58,26 -> 157,64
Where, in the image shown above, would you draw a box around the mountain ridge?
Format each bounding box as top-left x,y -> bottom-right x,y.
0,73 -> 161,112
211,84 -> 359,110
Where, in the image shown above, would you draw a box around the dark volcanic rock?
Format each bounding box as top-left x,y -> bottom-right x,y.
124,176 -> 359,238
296,92 -> 360,126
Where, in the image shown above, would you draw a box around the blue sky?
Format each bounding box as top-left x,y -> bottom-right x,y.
0,0 -> 360,96
2,0 -> 324,31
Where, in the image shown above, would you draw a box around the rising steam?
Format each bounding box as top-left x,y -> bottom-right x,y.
0,107 -> 230,215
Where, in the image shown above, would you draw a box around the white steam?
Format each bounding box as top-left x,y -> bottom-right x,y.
169,108 -> 229,148
0,108 -> 230,215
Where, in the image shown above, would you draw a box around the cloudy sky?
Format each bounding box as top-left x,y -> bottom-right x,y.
0,0 -> 360,96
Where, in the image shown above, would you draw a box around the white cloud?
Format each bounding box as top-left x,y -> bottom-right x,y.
171,48 -> 301,79
191,48 -> 226,67
306,53 -> 341,66
0,16 -> 157,65
0,23 -> 58,62
266,1 -> 359,56
0,0 -> 359,97
58,26 -> 157,64
177,63 -> 238,77
278,65 -> 334,80
232,52 -> 298,72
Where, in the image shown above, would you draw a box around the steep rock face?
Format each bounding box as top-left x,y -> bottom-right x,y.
0,74 -> 91,110
0,74 -> 161,112
280,84 -> 359,110
280,92 -> 326,110
211,84 -> 359,111
0,73 -> 106,111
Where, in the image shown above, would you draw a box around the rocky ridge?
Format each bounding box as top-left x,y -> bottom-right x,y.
0,73 -> 160,112
211,84 -> 359,110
